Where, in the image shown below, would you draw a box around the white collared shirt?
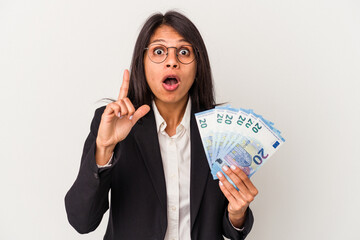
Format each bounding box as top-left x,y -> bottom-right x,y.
152,98 -> 191,240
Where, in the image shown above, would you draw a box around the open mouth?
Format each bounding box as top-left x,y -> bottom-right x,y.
162,75 -> 180,91
163,77 -> 178,85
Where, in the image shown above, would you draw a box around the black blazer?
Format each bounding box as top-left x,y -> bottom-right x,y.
65,104 -> 254,240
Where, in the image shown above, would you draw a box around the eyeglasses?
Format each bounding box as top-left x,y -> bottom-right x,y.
144,44 -> 196,64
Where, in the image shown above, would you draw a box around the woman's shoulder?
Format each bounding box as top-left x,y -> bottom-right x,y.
95,105 -> 107,115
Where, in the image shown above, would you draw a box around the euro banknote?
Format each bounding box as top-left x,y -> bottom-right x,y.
195,105 -> 285,183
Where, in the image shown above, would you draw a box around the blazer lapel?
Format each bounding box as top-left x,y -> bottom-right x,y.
133,105 -> 210,230
133,109 -> 167,213
190,107 -> 210,230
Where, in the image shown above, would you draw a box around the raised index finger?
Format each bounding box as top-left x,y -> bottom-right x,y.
118,69 -> 130,100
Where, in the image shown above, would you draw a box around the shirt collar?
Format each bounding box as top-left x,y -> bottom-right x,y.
152,97 -> 192,137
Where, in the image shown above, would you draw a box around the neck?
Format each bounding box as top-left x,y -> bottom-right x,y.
154,96 -> 189,137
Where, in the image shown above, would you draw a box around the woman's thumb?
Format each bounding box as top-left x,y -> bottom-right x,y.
131,104 -> 151,124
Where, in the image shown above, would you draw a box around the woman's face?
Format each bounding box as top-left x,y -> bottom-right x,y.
144,25 -> 197,107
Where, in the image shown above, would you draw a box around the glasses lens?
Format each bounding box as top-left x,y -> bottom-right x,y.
147,44 -> 167,63
177,45 -> 195,64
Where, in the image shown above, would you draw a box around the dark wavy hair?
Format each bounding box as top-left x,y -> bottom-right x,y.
127,10 -> 215,111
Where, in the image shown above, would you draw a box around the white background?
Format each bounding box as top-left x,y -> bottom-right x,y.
1,0 -> 359,239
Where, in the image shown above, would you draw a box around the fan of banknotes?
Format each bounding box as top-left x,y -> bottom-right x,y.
195,105 -> 285,184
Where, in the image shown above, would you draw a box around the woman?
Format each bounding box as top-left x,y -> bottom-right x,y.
65,11 -> 258,240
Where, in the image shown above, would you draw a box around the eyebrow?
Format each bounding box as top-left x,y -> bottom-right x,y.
149,39 -> 190,45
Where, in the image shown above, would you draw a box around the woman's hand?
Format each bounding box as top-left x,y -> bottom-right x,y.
95,69 -> 150,165
217,165 -> 258,229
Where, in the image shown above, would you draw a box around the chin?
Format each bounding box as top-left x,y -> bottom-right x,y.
156,94 -> 188,105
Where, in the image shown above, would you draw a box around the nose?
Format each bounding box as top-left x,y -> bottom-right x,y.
165,47 -> 179,68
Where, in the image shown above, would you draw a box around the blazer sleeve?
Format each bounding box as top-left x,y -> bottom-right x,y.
222,207 -> 254,240
65,106 -> 113,234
